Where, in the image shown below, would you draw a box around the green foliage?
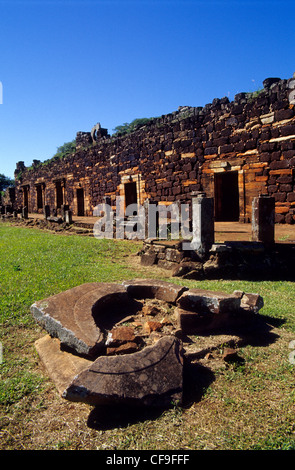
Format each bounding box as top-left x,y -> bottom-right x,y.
112,117 -> 155,136
0,174 -> 14,191
53,140 -> 77,159
39,140 -> 77,168
246,87 -> 264,102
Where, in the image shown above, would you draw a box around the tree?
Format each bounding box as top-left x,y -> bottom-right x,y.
0,174 -> 14,192
112,117 -> 154,136
53,140 -> 77,159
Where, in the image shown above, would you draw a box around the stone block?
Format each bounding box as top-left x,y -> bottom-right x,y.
172,261 -> 204,279
156,259 -> 177,270
252,195 -> 275,244
175,307 -> 214,334
63,336 -> 184,407
165,248 -> 184,263
176,288 -> 241,314
140,253 -> 157,266
240,293 -> 264,313
274,108 -> 294,121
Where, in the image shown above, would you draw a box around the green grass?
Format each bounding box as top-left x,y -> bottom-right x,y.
0,225 -> 140,326
0,223 -> 294,450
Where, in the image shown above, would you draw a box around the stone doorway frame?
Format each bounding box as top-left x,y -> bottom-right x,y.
73,179 -> 91,216
201,162 -> 246,223
118,172 -> 146,211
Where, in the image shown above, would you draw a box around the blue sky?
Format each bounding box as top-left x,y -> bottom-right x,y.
0,0 -> 294,178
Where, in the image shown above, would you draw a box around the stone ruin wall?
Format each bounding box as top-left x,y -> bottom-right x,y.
13,75 -> 295,224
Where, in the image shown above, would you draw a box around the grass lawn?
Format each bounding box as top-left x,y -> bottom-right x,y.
0,223 -> 294,450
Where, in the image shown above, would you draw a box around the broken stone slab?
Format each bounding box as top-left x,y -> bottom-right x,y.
31,282 -> 130,358
63,335 -> 183,407
122,279 -> 187,304
35,335 -> 92,395
176,288 -> 241,314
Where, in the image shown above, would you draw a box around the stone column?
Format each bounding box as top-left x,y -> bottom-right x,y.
144,200 -> 159,239
191,192 -> 214,255
43,205 -> 50,220
22,206 -> 28,219
252,194 -> 275,244
65,210 -> 72,225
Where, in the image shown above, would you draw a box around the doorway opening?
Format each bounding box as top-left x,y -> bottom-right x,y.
124,181 -> 138,208
214,171 -> 239,221
36,185 -> 44,210
77,188 -> 85,216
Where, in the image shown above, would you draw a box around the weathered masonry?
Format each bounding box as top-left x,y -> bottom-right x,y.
13,74 -> 295,224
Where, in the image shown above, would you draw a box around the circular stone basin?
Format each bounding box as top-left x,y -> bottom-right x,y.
31,279 -> 187,358
31,278 -> 256,359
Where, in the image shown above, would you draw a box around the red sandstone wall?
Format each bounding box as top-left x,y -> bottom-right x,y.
14,75 -> 295,223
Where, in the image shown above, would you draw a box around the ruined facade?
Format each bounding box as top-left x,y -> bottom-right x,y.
13,74 -> 295,224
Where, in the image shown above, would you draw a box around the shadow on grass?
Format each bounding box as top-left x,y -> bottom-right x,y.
87,403 -> 167,431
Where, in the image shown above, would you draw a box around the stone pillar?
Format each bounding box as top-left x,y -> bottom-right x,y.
103,197 -> 112,223
22,206 -> 28,219
61,204 -> 69,221
65,210 -> 72,225
191,192 -> 214,255
43,205 -> 50,220
252,194 -> 275,244
143,199 -> 149,239
144,200 -> 159,239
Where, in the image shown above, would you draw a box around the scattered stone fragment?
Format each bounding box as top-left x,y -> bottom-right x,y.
106,342 -> 139,356
222,347 -> 240,362
105,326 -> 136,346
144,321 -> 163,334
142,304 -> 161,316
63,336 -> 184,407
